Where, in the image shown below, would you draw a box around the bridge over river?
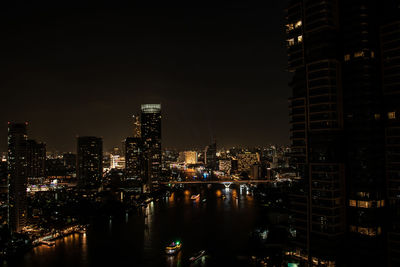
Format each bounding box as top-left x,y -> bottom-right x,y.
160,179 -> 274,188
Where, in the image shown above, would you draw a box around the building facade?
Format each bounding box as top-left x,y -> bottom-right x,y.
7,122 -> 28,232
26,140 -> 46,179
205,142 -> 217,170
287,0 -> 400,265
77,136 -> 103,187
141,104 -> 162,182
125,137 -> 143,180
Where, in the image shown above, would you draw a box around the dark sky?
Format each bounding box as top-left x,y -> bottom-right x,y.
0,1 -> 290,152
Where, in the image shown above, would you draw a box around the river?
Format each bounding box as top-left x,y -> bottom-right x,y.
5,185 -> 274,267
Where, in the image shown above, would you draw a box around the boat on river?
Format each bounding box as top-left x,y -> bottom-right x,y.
189,250 -> 206,262
190,194 -> 200,200
165,241 -> 182,255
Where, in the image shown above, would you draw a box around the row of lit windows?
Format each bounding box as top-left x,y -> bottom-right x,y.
344,50 -> 375,61
349,225 -> 382,236
371,112 -> 396,120
288,35 -> 303,46
349,199 -> 385,208
286,20 -> 302,32
285,250 -> 336,266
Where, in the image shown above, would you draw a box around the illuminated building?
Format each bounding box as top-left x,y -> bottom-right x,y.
219,159 -> 232,174
236,153 -> 259,173
77,136 -> 103,187
132,114 -> 141,138
205,142 -> 217,170
141,104 -> 162,182
183,151 -> 198,164
110,147 -> 125,170
26,140 -> 46,179
8,122 -> 28,232
110,154 -> 125,169
286,0 -> 400,265
125,137 -> 142,180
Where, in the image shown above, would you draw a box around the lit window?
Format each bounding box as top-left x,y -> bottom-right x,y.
358,200 -> 371,208
298,35 -> 303,43
377,200 -> 385,208
344,54 -> 351,61
354,51 -> 365,58
295,20 -> 302,28
374,114 -> 381,120
288,38 -> 295,46
286,24 -> 294,32
371,51 -> 375,58
388,112 -> 396,119
349,200 -> 357,207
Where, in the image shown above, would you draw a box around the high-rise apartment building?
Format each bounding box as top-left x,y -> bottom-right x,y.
382,1 -> 400,266
125,137 -> 142,180
132,114 -> 141,138
0,161 -> 8,228
26,140 -> 46,179
286,1 -> 400,265
141,104 -> 162,182
205,142 -> 217,170
77,136 -> 103,187
7,122 -> 28,232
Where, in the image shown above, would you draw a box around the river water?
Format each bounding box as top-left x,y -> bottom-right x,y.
5,185 -> 272,267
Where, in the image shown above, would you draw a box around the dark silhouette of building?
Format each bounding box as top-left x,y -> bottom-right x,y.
7,122 -> 28,232
141,104 -> 162,183
26,140 -> 46,179
125,137 -> 142,180
63,153 -> 76,178
382,1 -> 400,266
205,142 -> 217,171
0,161 -> 8,228
77,136 -> 103,188
286,0 -> 400,265
46,158 -> 66,179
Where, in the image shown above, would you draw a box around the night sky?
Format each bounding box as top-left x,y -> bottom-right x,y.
0,2 -> 290,152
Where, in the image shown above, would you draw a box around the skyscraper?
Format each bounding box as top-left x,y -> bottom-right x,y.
382,1 -> 400,265
141,104 -> 162,182
0,161 -> 8,228
77,136 -> 103,188
286,1 -> 399,265
205,142 -> 217,171
132,114 -> 141,138
7,122 -> 28,232
125,137 -> 142,180
26,140 -> 46,179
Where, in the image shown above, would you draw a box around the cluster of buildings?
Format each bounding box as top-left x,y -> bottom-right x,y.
2,104 -> 162,235
285,1 -> 400,266
170,145 -> 292,181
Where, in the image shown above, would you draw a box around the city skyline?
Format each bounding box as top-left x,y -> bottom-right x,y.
0,2 -> 290,152
2,1 -> 399,266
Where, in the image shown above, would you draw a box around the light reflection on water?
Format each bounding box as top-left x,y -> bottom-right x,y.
9,185 -> 262,267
